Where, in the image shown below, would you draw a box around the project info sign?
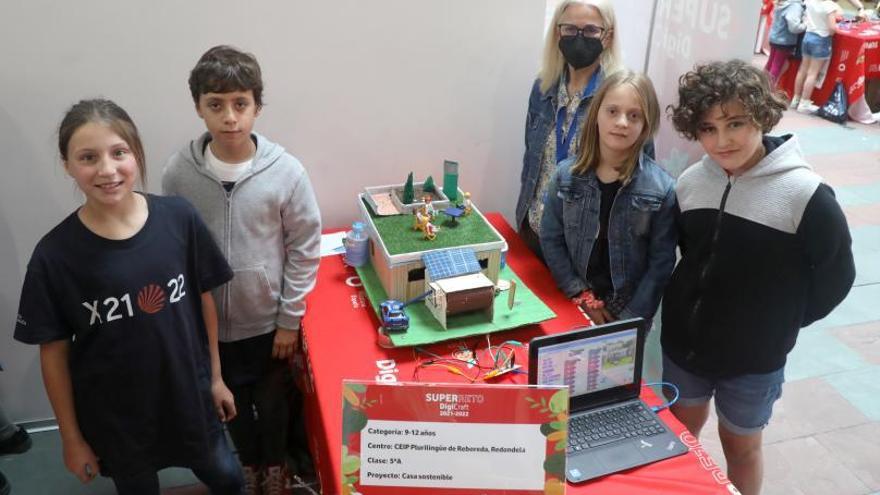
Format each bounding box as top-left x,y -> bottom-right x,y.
341,381 -> 569,495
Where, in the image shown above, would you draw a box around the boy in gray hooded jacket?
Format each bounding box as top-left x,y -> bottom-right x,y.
162,45 -> 321,495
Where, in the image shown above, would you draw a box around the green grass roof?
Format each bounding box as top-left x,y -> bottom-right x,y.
364,198 -> 501,256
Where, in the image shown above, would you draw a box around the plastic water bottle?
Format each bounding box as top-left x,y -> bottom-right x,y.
343,221 -> 369,267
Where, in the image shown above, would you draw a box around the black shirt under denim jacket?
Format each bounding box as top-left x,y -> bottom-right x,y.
539,153 -> 678,321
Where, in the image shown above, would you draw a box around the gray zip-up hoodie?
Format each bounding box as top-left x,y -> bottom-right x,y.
162,132 -> 321,342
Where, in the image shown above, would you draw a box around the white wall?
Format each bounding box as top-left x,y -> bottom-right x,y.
0,0 -> 545,422
647,0 -> 763,175
0,0 -> 763,423
544,0 -> 656,72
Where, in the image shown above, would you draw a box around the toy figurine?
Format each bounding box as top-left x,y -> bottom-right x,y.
424,221 -> 439,241
422,195 -> 436,219
462,192 -> 472,215
413,207 -> 430,231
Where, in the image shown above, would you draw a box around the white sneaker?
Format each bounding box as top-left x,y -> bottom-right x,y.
789,97 -> 800,109
797,100 -> 820,114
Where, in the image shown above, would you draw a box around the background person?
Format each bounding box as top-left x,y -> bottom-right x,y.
792,0 -> 844,112
765,0 -> 807,84
0,400 -> 33,495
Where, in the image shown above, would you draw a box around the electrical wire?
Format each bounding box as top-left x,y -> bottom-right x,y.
413,339 -> 525,382
642,381 -> 679,413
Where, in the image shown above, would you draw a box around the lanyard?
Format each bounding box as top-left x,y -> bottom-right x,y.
555,70 -> 601,163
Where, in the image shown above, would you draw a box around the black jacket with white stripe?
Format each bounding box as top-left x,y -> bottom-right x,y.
661,134 -> 855,378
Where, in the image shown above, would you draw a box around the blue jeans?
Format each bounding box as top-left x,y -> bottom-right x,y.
111,428 -> 243,495
802,32 -> 832,59
662,353 -> 784,436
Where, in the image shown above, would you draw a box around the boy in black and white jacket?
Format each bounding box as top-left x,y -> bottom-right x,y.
662,60 -> 854,495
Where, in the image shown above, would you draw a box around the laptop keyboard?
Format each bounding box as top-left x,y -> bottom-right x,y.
567,403 -> 666,453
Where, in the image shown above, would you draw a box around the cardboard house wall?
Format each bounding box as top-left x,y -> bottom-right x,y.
368,240 -> 501,302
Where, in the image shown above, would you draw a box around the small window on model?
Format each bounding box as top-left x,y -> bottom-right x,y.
408,267 -> 426,282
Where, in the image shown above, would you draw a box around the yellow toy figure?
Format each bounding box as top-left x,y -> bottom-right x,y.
463,192 -> 472,215
424,221 -> 439,241
413,206 -> 429,231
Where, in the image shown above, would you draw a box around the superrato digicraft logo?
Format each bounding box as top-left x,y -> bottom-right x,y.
137,284 -> 167,314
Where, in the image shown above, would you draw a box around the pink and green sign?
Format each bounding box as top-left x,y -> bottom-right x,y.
341,380 -> 569,495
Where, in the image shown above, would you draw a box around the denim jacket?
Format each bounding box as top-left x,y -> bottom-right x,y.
516,77 -> 570,229
769,0 -> 806,46
539,154 -> 678,320
515,75 -> 655,230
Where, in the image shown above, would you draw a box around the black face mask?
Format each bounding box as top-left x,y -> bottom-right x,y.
558,35 -> 603,70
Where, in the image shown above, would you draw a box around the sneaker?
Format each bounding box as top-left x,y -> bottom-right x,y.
0,471 -> 10,495
789,97 -> 800,109
261,465 -> 293,495
797,100 -> 820,114
0,427 -> 31,456
242,464 -> 262,495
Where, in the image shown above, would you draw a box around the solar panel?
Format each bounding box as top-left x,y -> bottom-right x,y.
422,248 -> 481,282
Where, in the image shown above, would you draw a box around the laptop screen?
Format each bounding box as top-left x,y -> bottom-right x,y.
534,328 -> 638,398
528,318 -> 646,410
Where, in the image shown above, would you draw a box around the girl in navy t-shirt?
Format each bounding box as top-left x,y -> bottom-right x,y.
14,99 -> 244,494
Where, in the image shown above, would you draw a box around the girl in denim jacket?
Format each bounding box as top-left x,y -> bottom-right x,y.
540,71 -> 677,325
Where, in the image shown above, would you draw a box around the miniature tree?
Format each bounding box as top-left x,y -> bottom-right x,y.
423,175 -> 436,194
402,172 -> 415,204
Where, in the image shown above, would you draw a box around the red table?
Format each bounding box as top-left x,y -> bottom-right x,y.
300,214 -> 735,494
779,21 -> 880,122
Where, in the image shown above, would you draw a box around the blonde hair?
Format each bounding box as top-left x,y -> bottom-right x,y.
538,0 -> 622,94
571,70 -> 660,183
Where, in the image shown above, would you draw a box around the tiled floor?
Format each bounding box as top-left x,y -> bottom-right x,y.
2,63 -> 879,495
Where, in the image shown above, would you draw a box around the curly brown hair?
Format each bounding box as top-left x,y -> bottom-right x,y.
668,59 -> 787,141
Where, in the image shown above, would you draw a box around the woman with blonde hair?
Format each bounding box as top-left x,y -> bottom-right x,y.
515,0 -> 623,260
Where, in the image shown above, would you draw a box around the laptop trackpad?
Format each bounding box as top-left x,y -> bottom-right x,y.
599,442 -> 642,469
567,443 -> 643,483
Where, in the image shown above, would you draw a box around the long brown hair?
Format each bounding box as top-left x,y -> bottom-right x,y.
571,70 -> 659,183
58,99 -> 147,186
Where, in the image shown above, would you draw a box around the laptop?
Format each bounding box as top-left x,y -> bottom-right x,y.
528,318 -> 688,483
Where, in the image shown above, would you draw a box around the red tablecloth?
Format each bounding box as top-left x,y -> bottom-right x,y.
301,213 -> 735,494
780,21 -> 880,107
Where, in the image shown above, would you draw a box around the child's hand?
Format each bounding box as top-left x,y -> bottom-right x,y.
582,305 -> 609,325
211,379 -> 237,422
599,308 -> 617,323
63,436 -> 99,483
272,327 -> 299,360
581,306 -> 617,325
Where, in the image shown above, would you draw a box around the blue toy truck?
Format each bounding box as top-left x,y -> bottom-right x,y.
380,300 -> 409,333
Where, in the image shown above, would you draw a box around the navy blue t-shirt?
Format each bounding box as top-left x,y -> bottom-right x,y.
14,194 -> 233,476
